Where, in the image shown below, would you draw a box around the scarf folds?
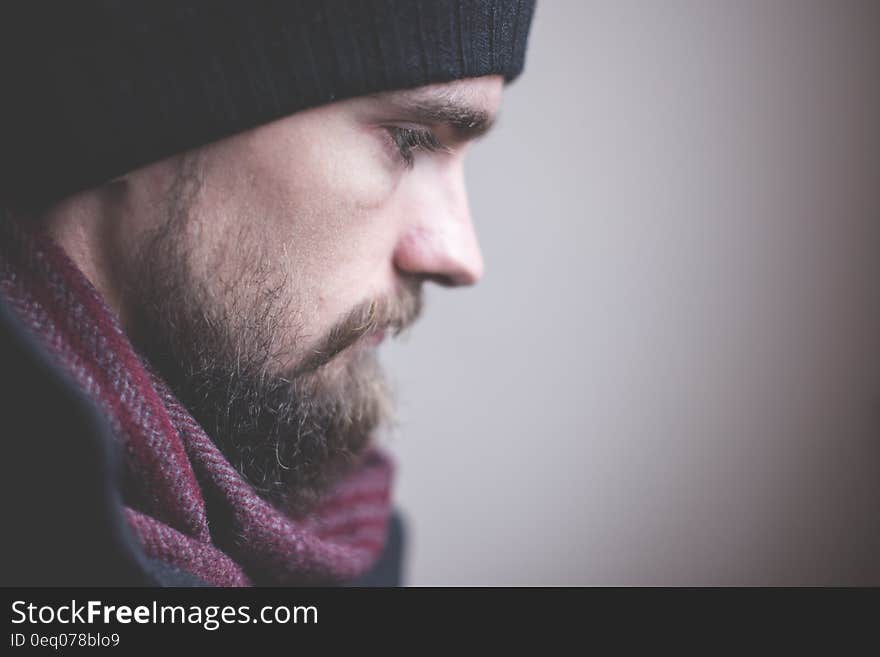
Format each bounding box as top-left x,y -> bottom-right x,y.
0,219 -> 394,586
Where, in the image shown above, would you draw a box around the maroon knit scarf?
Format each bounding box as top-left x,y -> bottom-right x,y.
0,218 -> 394,586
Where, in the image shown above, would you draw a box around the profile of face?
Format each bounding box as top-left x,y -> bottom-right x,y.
79,74 -> 504,514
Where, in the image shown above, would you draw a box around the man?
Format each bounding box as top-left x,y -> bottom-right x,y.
0,1 -> 535,585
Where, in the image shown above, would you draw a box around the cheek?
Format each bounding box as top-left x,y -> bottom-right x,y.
186,111 -> 412,348
193,116 -> 404,341
198,122 -> 392,245
253,113 -> 397,214
272,140 -> 398,293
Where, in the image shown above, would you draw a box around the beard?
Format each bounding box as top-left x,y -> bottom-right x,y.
126,159 -> 422,517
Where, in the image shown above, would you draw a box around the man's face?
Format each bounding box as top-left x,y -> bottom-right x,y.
111,75 -> 504,513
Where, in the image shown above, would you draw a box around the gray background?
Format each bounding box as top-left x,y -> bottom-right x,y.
380,0 -> 880,585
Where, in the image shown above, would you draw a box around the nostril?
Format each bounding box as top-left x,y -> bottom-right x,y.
392,268 -> 455,289
421,272 -> 460,288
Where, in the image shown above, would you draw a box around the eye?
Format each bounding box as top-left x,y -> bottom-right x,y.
384,126 -> 448,169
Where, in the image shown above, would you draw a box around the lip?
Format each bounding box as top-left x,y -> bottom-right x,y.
367,329 -> 386,346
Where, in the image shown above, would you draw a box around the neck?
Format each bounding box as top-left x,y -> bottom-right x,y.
34,182 -> 132,328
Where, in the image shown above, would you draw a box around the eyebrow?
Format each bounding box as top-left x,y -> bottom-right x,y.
367,88 -> 497,141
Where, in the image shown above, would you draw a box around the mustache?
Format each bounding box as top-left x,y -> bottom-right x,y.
292,275 -> 423,375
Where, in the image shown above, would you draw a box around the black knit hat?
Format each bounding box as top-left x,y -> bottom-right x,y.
0,1 -> 535,208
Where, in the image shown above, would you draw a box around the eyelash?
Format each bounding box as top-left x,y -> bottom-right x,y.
385,126 -> 447,168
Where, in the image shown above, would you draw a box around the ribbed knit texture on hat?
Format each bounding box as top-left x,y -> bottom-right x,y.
1,0 -> 535,206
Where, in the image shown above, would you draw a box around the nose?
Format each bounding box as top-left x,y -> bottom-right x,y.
392,170 -> 484,287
